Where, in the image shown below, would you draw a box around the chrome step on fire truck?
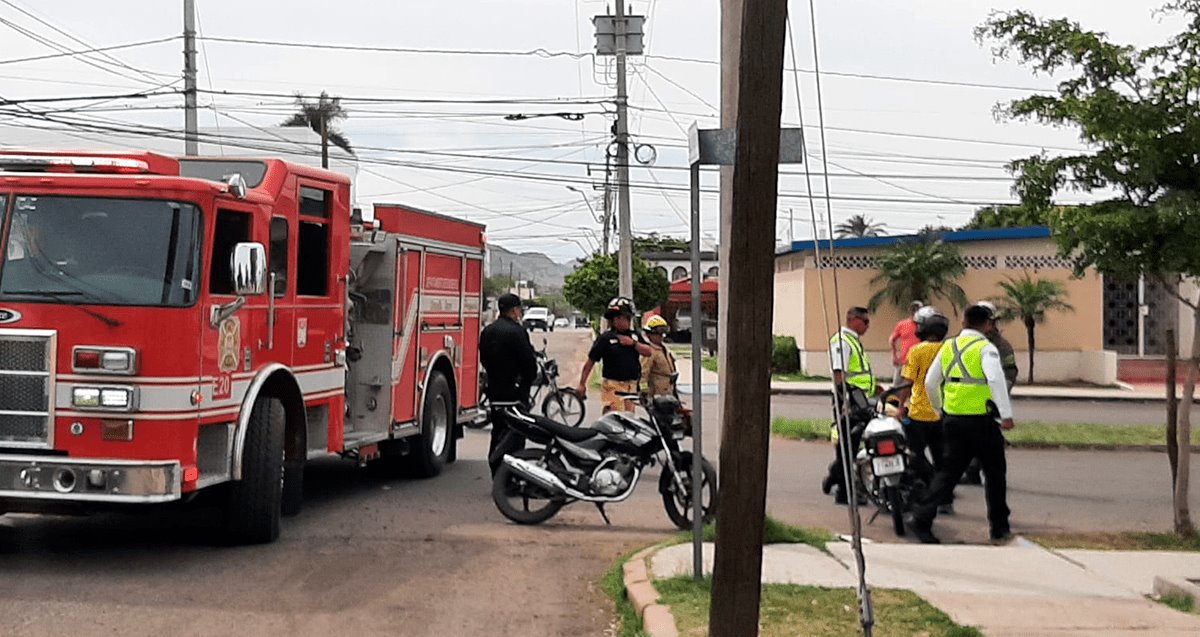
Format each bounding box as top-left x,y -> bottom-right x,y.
0,150 -> 485,543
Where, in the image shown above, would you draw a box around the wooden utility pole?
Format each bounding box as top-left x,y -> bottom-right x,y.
708,0 -> 789,634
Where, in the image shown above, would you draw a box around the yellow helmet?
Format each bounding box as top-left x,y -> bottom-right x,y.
644,315 -> 669,334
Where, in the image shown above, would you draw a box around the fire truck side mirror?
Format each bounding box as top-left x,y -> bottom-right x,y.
231,242 -> 267,296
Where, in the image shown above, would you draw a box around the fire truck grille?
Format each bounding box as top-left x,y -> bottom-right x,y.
0,332 -> 54,447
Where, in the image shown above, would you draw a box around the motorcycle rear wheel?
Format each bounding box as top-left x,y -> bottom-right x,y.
887,485 -> 906,536
660,451 -> 717,531
492,449 -> 566,525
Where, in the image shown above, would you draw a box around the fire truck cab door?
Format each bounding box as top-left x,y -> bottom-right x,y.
204,206 -> 268,404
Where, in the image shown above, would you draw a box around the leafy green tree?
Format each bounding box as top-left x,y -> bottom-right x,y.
868,238 -> 968,313
834,214 -> 886,238
562,253 -> 669,322
978,0 -> 1200,535
632,232 -> 690,254
483,275 -> 514,298
992,275 -> 1075,383
963,205 -> 1049,230
281,91 -> 353,154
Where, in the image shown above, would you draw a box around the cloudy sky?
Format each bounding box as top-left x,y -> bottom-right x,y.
0,0 -> 1184,262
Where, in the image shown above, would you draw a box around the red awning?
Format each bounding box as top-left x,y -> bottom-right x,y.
669,277 -> 719,293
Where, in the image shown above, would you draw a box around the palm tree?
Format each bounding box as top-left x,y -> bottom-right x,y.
281,91 -> 353,167
835,214 -> 886,238
993,274 -> 1074,384
868,238 -> 968,312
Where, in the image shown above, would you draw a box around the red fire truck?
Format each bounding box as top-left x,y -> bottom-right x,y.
0,150 -> 484,543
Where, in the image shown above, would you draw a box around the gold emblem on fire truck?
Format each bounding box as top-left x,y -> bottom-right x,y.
218,316 -> 241,373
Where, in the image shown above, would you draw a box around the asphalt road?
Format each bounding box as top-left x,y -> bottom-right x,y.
1,328 -> 1196,636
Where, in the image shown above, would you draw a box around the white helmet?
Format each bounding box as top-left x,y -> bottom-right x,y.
913,304 -> 939,322
975,300 -> 997,314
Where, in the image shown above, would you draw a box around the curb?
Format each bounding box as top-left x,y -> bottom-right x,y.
622,545 -> 679,637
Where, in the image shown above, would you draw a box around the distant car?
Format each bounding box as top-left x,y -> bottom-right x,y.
523,306 -> 555,332
553,317 -> 570,329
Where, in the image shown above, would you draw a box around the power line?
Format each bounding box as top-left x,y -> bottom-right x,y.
0,0 -> 164,84
199,35 -> 591,60
196,87 -> 613,106
0,35 -> 178,67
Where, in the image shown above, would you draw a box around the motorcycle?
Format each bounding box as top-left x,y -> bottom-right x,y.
491,394 -> 716,530
468,340 -> 585,429
851,386 -> 925,536
531,341 -> 586,427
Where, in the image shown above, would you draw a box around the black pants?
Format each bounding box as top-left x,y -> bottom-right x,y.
913,415 -> 1010,535
905,418 -> 950,504
825,388 -> 870,495
487,408 -> 526,477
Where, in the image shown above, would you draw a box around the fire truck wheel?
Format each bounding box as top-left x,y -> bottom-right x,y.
223,396 -> 285,544
408,372 -> 455,478
282,423 -> 306,517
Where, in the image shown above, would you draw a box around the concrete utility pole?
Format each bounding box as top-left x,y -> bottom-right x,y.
320,112 -> 329,169
183,0 -> 198,156
614,0 -> 634,298
708,0 -> 789,634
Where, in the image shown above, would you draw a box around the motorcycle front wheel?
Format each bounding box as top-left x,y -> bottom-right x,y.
660,451 -> 717,531
492,449 -> 566,525
542,388 -> 586,427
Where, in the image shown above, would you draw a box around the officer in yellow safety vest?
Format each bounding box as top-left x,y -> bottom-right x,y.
821,306 -> 881,505
909,304 -> 1016,545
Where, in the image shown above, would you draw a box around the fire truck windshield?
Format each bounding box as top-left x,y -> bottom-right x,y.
0,195 -> 202,307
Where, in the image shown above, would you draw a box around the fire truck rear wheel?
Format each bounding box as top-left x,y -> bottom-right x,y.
223,396 -> 285,545
408,372 -> 455,478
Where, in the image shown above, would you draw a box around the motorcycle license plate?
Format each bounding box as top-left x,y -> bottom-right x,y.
872,455 -> 904,476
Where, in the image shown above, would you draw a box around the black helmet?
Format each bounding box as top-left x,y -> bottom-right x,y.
603,296 -> 635,320
915,306 -> 950,341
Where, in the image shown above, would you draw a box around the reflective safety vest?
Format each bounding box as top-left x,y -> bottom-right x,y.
938,335 -> 991,416
830,329 -> 875,395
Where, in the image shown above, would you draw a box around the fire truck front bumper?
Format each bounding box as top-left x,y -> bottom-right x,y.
0,454 -> 181,504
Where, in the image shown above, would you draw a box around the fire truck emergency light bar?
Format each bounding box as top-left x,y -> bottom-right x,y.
0,154 -> 151,174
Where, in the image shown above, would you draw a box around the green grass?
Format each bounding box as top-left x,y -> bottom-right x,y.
1030,531 -> 1200,552
771,417 -> 1200,449
669,516 -> 834,553
771,371 -> 832,382
701,355 -> 719,373
601,548 -> 651,637
1003,422 -> 1200,448
654,578 -> 983,637
772,417 -> 833,441
1157,592 -> 1198,614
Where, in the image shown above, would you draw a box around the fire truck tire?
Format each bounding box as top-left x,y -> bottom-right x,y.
408,372 -> 455,478
281,426 -> 306,517
223,396 -> 285,545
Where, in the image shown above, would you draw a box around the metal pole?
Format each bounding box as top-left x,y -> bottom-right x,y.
690,162 -> 704,581
615,0 -> 634,298
183,0 -> 198,156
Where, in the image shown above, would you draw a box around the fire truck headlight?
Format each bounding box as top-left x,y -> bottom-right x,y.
100,388 -> 133,409
72,387 -> 101,407
101,351 -> 133,373
72,386 -> 136,410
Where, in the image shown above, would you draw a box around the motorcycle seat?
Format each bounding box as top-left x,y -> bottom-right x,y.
533,414 -> 601,443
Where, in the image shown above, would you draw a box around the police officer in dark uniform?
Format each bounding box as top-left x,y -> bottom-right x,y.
479,293 -> 539,476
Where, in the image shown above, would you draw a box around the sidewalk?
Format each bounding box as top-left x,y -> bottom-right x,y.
648,540 -> 1200,636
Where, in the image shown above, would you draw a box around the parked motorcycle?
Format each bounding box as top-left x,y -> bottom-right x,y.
491,394 -> 716,530
852,386 -> 924,536
531,341 -> 586,427
467,340 -> 585,429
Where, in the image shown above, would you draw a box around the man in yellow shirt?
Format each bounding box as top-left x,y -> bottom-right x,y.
895,307 -> 953,512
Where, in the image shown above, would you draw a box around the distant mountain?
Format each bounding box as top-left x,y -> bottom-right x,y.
489,245 -> 575,292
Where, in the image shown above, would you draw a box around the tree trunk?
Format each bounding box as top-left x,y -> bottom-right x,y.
1167,328 -> 1179,485
708,0 -> 788,634
1025,317 -> 1036,384
1176,307 -> 1198,537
